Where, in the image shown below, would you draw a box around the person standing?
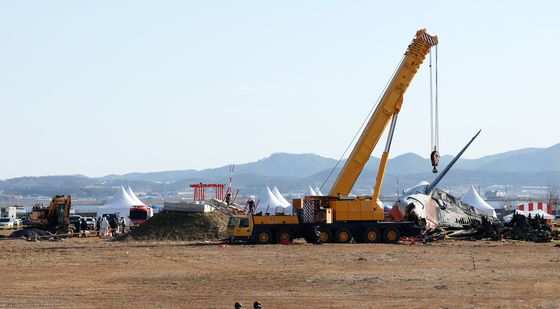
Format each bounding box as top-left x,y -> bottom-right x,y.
109,216 -> 118,237
101,216 -> 109,238
74,218 -> 81,237
226,192 -> 232,205
247,198 -> 255,214
96,217 -> 101,236
80,218 -> 88,238
119,217 -> 126,234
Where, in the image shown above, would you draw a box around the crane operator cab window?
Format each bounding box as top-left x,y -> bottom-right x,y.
57,203 -> 65,225
239,218 -> 250,228
227,217 -> 238,229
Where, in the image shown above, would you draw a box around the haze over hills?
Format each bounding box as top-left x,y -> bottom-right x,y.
100,153 -> 337,183
1,144 -> 559,198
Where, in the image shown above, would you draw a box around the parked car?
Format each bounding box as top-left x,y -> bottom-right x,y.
0,217 -> 21,229
84,217 -> 96,230
69,215 -> 82,226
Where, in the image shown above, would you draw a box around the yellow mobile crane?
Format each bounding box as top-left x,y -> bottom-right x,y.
227,29 -> 438,244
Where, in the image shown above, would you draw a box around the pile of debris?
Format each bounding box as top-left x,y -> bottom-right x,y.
422,216 -> 502,242
206,198 -> 246,216
503,213 -> 552,242
119,211 -> 229,241
5,228 -> 59,241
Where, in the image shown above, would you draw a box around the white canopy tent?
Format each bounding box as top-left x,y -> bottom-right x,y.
314,186 -> 324,196
272,186 -> 291,207
460,186 -> 497,218
126,186 -> 147,207
97,186 -> 136,224
256,186 -> 291,215
308,185 -> 317,196
503,210 -> 554,223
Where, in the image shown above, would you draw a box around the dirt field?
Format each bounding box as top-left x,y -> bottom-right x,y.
0,236 -> 559,308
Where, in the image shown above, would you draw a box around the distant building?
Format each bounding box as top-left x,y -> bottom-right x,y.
484,190 -> 507,198
521,186 -> 549,197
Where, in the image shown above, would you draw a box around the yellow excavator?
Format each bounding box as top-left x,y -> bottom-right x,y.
227,29 -> 438,244
29,195 -> 74,235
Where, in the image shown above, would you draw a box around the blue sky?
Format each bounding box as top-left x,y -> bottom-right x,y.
1,1 -> 558,179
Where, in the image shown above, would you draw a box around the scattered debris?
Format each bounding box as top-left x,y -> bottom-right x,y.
503,213 -> 552,242
9,228 -> 55,241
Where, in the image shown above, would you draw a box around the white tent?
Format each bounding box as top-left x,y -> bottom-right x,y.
460,186 -> 497,218
503,210 -> 554,223
126,186 -> 147,206
272,186 -> 291,207
314,186 -> 324,196
256,186 -> 289,215
308,185 -> 317,196
97,186 -> 136,223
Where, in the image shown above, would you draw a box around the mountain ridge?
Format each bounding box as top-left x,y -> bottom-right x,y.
1,143 -> 559,197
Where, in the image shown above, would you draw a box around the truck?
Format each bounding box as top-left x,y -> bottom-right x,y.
0,206 -> 17,219
227,29 -> 438,244
129,205 -> 154,225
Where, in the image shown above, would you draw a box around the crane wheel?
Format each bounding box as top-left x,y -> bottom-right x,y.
256,230 -> 273,244
276,230 -> 293,243
335,229 -> 352,243
382,228 -> 400,244
363,228 -> 381,243
319,229 -> 332,243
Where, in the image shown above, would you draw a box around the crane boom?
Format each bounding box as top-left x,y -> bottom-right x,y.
329,29 -> 438,197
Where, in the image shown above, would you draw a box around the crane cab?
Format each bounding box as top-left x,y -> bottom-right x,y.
226,215 -> 253,241
227,214 -> 301,243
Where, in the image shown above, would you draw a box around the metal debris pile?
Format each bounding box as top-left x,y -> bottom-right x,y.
206,198 -> 246,216
4,228 -> 63,241
503,213 -> 552,242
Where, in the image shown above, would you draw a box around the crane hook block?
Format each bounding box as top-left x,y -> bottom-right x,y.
430,150 -> 440,173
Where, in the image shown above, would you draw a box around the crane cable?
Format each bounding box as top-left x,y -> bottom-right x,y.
429,45 -> 440,173
319,55 -> 406,192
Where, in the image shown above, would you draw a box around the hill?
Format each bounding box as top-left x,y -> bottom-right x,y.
1,144 -> 559,198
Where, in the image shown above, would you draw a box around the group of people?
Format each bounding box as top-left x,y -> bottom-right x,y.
73,218 -> 89,238
95,215 -> 127,238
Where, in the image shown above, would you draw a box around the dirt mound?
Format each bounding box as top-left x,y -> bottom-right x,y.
122,212 -> 229,241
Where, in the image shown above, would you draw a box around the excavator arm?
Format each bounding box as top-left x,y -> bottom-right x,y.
329,29 -> 438,198
47,195 -> 72,226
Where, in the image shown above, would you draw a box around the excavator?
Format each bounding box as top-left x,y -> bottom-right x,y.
227,29 -> 438,244
28,195 -> 75,235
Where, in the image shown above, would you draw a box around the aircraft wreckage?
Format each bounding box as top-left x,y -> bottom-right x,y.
390,130 -> 503,240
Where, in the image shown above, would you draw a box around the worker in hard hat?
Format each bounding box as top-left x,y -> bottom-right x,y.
226,192 -> 232,205
246,197 -> 255,214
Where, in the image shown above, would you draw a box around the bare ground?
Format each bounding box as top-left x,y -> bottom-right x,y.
0,236 -> 559,309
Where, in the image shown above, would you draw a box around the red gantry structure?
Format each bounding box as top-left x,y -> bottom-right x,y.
190,183 -> 225,201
